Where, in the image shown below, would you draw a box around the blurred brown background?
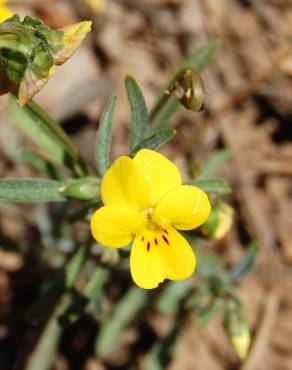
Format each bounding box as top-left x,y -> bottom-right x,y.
1,0 -> 292,369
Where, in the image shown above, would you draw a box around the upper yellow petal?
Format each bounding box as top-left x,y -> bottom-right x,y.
133,149 -> 181,207
153,185 -> 211,230
90,205 -> 146,248
101,155 -> 150,211
130,226 -> 196,289
0,6 -> 13,22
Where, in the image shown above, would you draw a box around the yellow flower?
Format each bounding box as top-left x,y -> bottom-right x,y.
90,149 -> 211,289
0,0 -> 13,23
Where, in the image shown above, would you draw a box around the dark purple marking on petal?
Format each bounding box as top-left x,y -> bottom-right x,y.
163,229 -> 169,235
162,235 -> 169,245
142,236 -> 144,242
147,241 -> 150,251
154,238 -> 158,245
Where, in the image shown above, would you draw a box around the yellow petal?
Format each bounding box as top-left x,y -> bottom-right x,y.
133,149 -> 181,207
130,230 -> 165,289
101,155 -> 149,211
130,226 -> 196,289
90,205 -> 146,248
157,226 -> 196,280
153,185 -> 211,230
54,21 -> 92,66
0,6 -> 13,22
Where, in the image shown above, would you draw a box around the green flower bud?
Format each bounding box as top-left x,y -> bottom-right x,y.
0,14 -> 91,106
167,67 -> 205,111
201,202 -> 234,240
224,300 -> 251,360
59,177 -> 100,201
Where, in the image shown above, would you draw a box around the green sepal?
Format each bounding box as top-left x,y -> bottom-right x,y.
59,177 -> 100,201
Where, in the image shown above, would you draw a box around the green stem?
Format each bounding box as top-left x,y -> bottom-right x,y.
26,99 -> 90,177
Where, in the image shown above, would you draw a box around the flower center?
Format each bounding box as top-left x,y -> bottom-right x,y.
144,207 -> 159,231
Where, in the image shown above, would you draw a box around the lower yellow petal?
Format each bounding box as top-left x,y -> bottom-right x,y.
130,231 -> 165,289
130,226 -> 196,289
157,226 -> 196,280
153,185 -> 211,230
90,205 -> 146,248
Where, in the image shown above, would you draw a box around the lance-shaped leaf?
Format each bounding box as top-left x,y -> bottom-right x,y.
125,75 -> 149,151
144,323 -> 178,370
95,94 -> 117,176
227,242 -> 259,282
27,242 -> 92,324
200,149 -> 231,179
95,287 -> 148,359
59,266 -> 109,327
155,280 -> 191,314
131,128 -> 176,154
10,95 -> 89,176
0,179 -> 65,202
191,178 -> 231,195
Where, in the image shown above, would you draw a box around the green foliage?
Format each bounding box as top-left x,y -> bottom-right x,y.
0,179 -> 65,202
95,94 -> 117,176
60,267 -> 109,326
200,149 -> 231,179
27,243 -> 91,324
125,75 -> 149,151
144,324 -> 178,370
10,96 -> 89,176
155,280 -> 191,314
227,242 -> 259,282
191,178 -> 232,195
131,128 -> 176,154
95,287 -> 149,359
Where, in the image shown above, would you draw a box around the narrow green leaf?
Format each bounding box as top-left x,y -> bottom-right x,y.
227,242 -> 259,282
60,266 -> 109,327
131,128 -> 176,154
0,179 -> 65,202
23,295 -> 71,370
200,149 -> 231,179
22,149 -> 65,179
191,178 -> 232,194
125,76 -> 149,151
95,95 -> 117,176
150,40 -> 219,131
10,95 -> 89,176
95,287 -> 148,359
27,242 -> 91,324
155,280 -> 191,314
144,323 -> 178,370
196,298 -> 224,327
